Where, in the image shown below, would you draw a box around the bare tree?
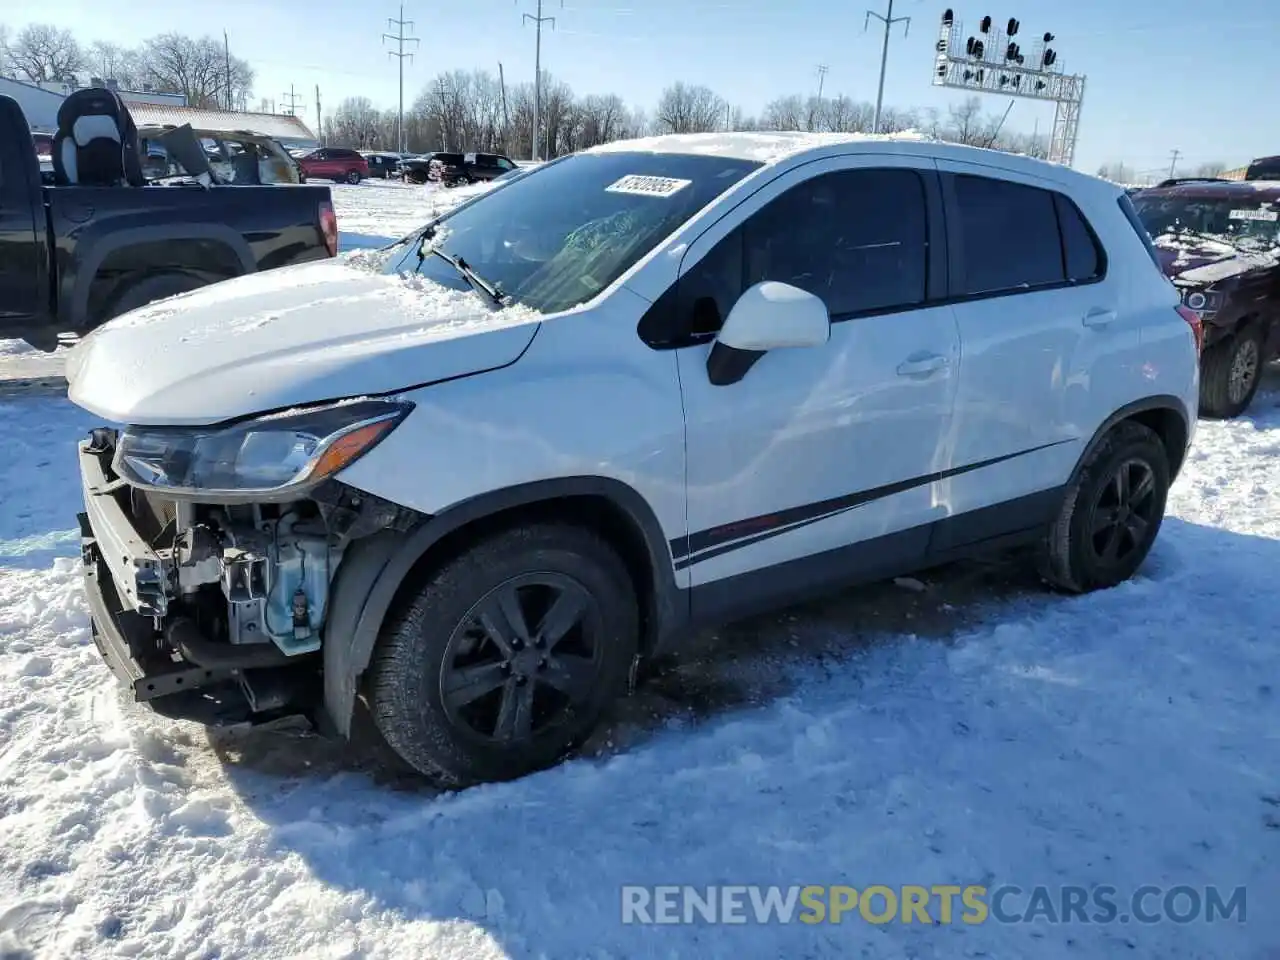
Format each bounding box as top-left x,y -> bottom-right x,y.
654,82 -> 726,134
1194,161 -> 1227,178
0,25 -> 12,79
573,93 -> 630,149
944,96 -> 986,145
88,41 -> 144,88
1095,162 -> 1134,184
5,23 -> 85,83
876,106 -> 920,135
761,94 -> 805,131
139,33 -> 254,109
727,105 -> 758,132
327,97 -> 384,148
826,96 -> 874,133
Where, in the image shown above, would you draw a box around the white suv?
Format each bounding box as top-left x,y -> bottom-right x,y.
68,133 -> 1200,785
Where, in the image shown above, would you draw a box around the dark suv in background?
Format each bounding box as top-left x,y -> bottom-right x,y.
1133,180 -> 1280,417
296,147 -> 369,184
428,151 -> 518,186
1245,156 -> 1280,181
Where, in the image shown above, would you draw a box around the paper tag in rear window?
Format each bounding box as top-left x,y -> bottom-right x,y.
1228,208 -> 1278,222
605,175 -> 693,198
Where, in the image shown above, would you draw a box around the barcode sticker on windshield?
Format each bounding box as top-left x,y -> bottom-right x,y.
1228,208 -> 1279,222
605,175 -> 693,198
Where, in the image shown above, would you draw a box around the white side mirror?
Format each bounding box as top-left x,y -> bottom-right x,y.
708,281 -> 830,385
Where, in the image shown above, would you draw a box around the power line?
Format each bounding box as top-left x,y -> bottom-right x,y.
865,0 -> 910,135
521,0 -> 562,162
383,3 -> 420,154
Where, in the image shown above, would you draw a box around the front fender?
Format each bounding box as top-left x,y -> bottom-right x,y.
319,475 -> 685,739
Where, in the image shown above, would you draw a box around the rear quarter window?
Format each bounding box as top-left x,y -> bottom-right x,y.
1054,194 -> 1106,282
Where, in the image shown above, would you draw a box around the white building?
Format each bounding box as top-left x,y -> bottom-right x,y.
1,76 -> 188,134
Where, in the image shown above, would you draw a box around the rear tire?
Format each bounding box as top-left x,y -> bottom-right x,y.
345,170 -> 362,185
367,524 -> 639,787
103,272 -> 205,326
1200,325 -> 1264,418
1038,420 -> 1170,593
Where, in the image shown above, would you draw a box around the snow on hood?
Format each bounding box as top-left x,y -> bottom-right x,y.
1153,231 -> 1280,286
67,258 -> 541,426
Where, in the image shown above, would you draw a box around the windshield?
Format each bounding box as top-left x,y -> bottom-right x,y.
1133,194 -> 1280,252
385,151 -> 762,314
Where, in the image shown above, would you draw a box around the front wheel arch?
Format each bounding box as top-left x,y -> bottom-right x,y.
320,477 -> 682,739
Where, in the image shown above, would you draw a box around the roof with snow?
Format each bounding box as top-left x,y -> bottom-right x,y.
584,130 -> 929,164
124,103 -> 318,143
584,130 -> 1116,191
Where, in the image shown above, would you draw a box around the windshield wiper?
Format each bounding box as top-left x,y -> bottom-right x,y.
416,228 -> 505,307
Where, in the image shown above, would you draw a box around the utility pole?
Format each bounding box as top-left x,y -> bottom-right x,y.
281,85 -> 303,117
498,62 -> 510,145
864,0 -> 911,134
315,86 -> 323,146
1168,148 -> 1181,180
815,63 -> 829,100
223,31 -> 233,110
382,4 -> 420,154
521,0 -> 561,162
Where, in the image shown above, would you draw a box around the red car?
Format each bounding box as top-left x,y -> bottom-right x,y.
296,147 -> 368,184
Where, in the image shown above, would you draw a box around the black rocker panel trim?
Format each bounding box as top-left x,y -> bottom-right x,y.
688,487 -> 1065,630
670,439 -> 1072,568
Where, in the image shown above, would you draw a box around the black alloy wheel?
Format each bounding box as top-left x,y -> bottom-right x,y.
440,573 -> 604,744
1086,458 -> 1159,570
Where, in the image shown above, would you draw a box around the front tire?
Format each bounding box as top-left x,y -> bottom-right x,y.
367,524 -> 639,786
1200,325 -> 1264,418
1038,421 -> 1170,593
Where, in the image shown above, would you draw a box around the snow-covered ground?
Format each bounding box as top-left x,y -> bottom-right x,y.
1,182 -> 1279,959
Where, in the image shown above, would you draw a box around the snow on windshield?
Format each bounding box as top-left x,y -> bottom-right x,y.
1135,194 -> 1280,254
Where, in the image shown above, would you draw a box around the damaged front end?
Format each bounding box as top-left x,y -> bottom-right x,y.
77,400 -> 418,726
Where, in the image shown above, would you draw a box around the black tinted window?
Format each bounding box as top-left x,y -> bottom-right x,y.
1246,158 -> 1280,181
1055,194 -> 1104,281
954,175 -> 1064,293
745,168 -> 928,317
675,168 -> 929,336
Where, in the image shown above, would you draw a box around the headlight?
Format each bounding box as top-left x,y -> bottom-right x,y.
1182,287 -> 1223,314
113,399 -> 412,499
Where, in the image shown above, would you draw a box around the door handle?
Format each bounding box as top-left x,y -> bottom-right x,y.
1082,308 -> 1117,329
896,354 -> 949,377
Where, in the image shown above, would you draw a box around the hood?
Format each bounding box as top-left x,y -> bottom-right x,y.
67,258 -> 541,426
1153,234 -> 1280,287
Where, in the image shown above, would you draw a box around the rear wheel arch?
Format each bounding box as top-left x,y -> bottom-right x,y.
1070,396 -> 1191,488
70,227 -> 254,330
320,477 -> 683,739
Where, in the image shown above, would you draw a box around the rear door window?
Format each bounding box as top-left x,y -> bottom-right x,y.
953,175 -> 1064,294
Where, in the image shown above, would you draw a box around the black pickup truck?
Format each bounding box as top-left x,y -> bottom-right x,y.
0,91 -> 337,350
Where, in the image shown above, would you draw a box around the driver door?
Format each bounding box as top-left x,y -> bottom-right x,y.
671,157 -> 961,614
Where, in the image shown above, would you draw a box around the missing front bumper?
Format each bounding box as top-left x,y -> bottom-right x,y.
80,516 -> 312,726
